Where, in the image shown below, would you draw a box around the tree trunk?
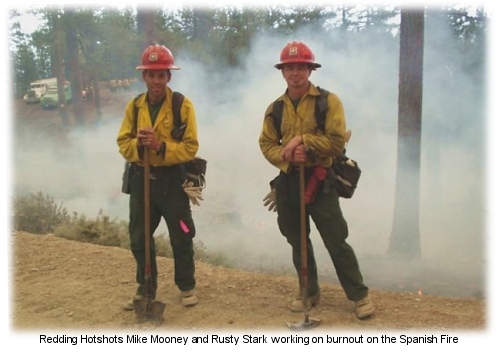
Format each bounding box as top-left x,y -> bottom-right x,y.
90,77 -> 101,122
51,9 -> 68,125
387,8 -> 425,259
64,7 -> 85,125
136,6 -> 158,47
85,27 -> 102,122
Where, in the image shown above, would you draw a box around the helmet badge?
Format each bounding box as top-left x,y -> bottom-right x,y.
149,52 -> 158,61
289,46 -> 298,57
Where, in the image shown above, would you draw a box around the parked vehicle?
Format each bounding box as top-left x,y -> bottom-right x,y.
23,77 -> 57,104
40,83 -> 72,110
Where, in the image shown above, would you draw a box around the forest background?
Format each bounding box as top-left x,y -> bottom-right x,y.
3,1 -> 499,352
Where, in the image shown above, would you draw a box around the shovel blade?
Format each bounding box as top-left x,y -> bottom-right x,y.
134,298 -> 166,324
287,317 -> 322,330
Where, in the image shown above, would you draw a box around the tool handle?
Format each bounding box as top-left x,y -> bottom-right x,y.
297,120 -> 310,318
144,147 -> 151,276
299,163 -> 309,317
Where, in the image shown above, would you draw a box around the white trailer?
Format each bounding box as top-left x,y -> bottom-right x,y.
23,77 -> 58,104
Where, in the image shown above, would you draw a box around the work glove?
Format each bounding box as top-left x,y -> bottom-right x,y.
263,188 -> 277,212
182,180 -> 203,206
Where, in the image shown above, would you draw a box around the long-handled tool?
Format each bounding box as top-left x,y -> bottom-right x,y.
287,163 -> 322,330
134,146 -> 166,323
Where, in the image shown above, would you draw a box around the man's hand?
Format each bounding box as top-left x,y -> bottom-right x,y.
281,135 -> 303,162
291,144 -> 307,163
138,127 -> 161,151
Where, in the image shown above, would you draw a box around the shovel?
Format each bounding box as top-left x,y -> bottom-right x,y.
287,163 -> 322,330
134,146 -> 166,323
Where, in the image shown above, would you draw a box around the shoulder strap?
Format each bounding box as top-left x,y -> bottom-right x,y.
172,91 -> 185,128
315,86 -> 329,133
170,91 -> 187,141
132,93 -> 143,134
270,99 -> 284,141
132,91 -> 185,133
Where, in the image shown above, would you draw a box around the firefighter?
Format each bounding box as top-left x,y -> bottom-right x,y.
259,41 -> 374,319
117,44 -> 199,310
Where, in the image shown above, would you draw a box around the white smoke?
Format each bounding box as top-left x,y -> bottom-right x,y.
10,6 -> 488,299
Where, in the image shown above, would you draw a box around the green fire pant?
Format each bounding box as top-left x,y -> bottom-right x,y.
128,164 -> 196,293
275,168 -> 368,301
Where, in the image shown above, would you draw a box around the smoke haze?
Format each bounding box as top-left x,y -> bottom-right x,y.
11,9 -> 486,298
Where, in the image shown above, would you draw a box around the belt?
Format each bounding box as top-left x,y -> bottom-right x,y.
131,163 -> 179,180
289,165 -> 314,173
290,164 -> 331,172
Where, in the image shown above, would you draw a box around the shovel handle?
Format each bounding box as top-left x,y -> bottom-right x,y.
299,163 -> 309,317
144,147 -> 151,277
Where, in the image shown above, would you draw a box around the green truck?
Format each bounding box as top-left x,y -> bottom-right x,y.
40,83 -> 72,110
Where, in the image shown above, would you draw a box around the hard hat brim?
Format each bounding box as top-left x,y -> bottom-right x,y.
274,62 -> 321,70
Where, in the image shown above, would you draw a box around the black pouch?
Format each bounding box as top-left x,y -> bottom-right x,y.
171,125 -> 187,141
269,175 -> 280,189
184,157 -> 207,188
185,157 -> 207,175
121,162 -> 132,194
333,152 -> 361,199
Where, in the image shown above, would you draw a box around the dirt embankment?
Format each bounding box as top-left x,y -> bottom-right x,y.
12,232 -> 485,331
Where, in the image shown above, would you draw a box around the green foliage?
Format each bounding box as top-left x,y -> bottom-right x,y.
152,232 -> 172,258
30,29 -> 53,78
149,233 -> 234,267
192,241 -> 234,268
54,210 -> 130,248
12,192 -> 232,267
13,192 -> 70,234
9,4 -> 487,99
9,11 -> 38,97
97,7 -> 143,80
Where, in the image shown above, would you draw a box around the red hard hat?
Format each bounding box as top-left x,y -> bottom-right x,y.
135,44 -> 180,70
274,41 -> 321,70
